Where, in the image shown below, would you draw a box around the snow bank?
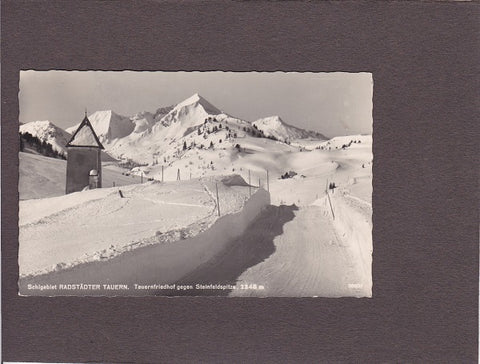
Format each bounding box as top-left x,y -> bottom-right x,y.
19,175 -> 260,275
20,178 -> 240,278
19,188 -> 270,295
230,189 -> 371,298
328,190 -> 372,296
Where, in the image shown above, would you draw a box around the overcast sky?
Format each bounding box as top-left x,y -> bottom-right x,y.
19,71 -> 372,137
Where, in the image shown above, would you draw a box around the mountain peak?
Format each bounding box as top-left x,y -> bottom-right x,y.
65,109 -> 134,142
20,120 -> 64,132
89,109 -> 118,119
266,115 -> 283,122
253,116 -> 327,141
175,93 -> 222,115
254,115 -> 285,127
26,120 -> 56,127
20,120 -> 72,154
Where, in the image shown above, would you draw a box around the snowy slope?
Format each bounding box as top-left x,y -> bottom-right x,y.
131,111 -> 155,133
308,134 -> 371,151
19,152 -> 144,200
20,120 -> 72,154
153,105 -> 174,121
253,115 -> 326,142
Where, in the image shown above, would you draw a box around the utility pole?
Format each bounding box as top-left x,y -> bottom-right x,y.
141,171 -> 143,183
215,182 -> 220,216
248,170 -> 251,197
327,192 -> 335,220
177,168 -> 181,181
258,178 -> 261,188
266,169 -> 269,192
162,165 -> 164,182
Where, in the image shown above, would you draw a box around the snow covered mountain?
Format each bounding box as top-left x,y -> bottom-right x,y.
87,93 -> 331,164
66,110 -> 135,143
90,93 -> 248,162
253,116 -> 327,142
20,120 -> 72,154
23,94 -> 330,167
150,93 -> 223,137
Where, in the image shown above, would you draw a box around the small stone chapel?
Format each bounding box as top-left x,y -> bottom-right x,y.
65,113 -> 104,194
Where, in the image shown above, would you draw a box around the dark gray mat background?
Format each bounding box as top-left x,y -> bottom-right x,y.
2,1 -> 478,362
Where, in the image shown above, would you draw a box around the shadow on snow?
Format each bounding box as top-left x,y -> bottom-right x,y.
158,204 -> 299,297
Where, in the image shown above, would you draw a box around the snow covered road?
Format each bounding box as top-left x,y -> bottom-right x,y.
230,202 -> 371,297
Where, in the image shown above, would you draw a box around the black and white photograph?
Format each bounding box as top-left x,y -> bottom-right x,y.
18,71 -> 373,297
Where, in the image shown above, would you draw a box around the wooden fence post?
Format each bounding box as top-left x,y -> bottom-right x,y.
215,182 -> 220,216
266,169 -> 269,192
